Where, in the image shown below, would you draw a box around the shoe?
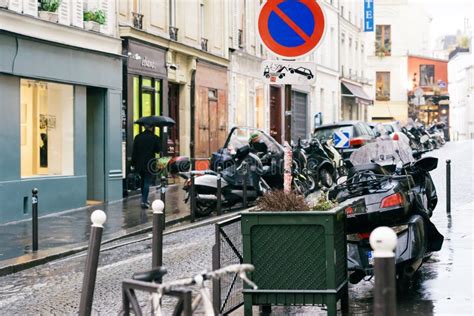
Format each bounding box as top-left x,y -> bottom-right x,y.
140,202 -> 150,209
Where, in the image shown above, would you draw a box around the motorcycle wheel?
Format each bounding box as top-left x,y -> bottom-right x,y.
319,168 -> 334,188
292,178 -> 307,196
194,202 -> 214,217
306,173 -> 317,192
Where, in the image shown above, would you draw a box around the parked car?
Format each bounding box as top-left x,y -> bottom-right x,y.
313,121 -> 376,159
382,121 -> 411,145
368,122 -> 392,140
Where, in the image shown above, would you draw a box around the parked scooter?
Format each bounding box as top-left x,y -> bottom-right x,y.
179,145 -> 270,216
300,138 -> 337,188
320,138 -> 349,178
329,140 -> 443,288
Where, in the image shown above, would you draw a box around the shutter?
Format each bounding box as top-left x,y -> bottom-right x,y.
8,0 -> 22,13
22,0 -> 37,16
291,91 -> 308,142
71,0 -> 84,28
58,0 -> 71,26
99,0 -> 110,34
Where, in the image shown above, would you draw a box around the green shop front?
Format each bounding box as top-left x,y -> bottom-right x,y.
0,32 -> 123,224
122,39 -> 168,194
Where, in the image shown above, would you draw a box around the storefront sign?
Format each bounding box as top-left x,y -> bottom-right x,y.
126,40 -> 166,77
364,0 -> 374,32
261,60 -> 316,85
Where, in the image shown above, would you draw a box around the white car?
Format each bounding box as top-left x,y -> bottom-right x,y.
383,121 -> 411,145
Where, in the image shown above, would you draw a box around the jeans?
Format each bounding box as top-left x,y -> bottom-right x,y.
140,172 -> 152,204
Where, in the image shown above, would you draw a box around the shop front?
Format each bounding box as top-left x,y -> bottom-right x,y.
341,80 -> 373,121
0,32 -> 122,224
122,39 -> 168,193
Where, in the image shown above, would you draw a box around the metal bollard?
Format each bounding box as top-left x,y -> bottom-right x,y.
216,167 -> 222,216
190,173 -> 196,223
32,188 -> 39,252
446,159 -> 451,215
160,176 -> 167,225
151,200 -> 164,268
242,163 -> 248,208
370,227 -> 397,316
79,210 -> 107,316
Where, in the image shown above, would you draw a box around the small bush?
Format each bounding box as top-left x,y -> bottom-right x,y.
312,192 -> 338,211
84,9 -> 106,25
255,190 -> 310,212
41,0 -> 61,12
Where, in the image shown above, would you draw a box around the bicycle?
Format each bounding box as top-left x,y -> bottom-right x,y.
122,264 -> 257,316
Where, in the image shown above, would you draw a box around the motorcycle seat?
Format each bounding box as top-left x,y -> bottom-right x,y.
348,163 -> 389,177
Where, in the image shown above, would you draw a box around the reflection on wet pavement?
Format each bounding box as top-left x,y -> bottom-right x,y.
0,184 -> 190,262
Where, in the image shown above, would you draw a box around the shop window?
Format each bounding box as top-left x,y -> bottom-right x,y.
375,25 -> 391,56
376,72 -> 390,101
20,79 -> 74,177
420,65 -> 435,86
255,84 -> 265,129
133,76 -> 162,139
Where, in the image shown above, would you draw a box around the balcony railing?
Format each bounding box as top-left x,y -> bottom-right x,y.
201,37 -> 208,51
169,26 -> 179,41
132,12 -> 143,29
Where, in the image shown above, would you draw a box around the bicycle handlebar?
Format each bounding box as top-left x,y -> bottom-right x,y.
158,264 -> 257,291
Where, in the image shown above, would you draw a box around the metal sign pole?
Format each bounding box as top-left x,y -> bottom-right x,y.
284,84 -> 292,143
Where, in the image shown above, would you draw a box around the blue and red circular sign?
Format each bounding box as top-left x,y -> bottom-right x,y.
258,0 -> 326,58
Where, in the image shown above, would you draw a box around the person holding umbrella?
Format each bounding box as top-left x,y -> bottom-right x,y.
131,124 -> 161,209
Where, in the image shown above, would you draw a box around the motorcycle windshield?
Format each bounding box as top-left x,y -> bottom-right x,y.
224,127 -> 283,155
349,140 -> 415,166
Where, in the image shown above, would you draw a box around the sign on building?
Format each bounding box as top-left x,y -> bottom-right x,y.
364,0 -> 374,32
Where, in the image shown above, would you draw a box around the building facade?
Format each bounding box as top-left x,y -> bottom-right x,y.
338,0 -> 372,122
117,0 -> 229,175
0,2 -> 123,223
366,0 -> 432,124
448,44 -> 474,140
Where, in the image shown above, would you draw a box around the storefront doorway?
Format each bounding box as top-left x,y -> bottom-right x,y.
168,83 -> 180,155
86,88 -> 106,204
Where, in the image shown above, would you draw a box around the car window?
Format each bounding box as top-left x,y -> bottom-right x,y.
360,122 -> 375,136
313,125 -> 354,141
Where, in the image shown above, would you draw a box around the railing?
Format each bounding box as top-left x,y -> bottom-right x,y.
201,37 -> 208,51
169,26 -> 179,41
132,12 -> 143,29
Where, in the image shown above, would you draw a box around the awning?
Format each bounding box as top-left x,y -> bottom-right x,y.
341,81 -> 373,104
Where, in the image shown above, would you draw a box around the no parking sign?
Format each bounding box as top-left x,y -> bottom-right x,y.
258,0 -> 326,58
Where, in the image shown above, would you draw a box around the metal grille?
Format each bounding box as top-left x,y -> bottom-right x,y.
251,224 -> 327,290
213,216 -> 243,315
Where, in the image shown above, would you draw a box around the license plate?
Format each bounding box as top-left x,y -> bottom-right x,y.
368,251 -> 374,265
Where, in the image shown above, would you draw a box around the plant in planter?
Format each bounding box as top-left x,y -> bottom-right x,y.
39,0 -> 61,23
311,191 -> 338,211
83,9 -> 106,32
242,190 -> 348,316
375,40 -> 392,57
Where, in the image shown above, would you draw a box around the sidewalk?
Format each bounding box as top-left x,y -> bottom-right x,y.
0,184 -> 190,276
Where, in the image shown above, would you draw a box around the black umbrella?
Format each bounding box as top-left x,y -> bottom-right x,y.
134,115 -> 176,127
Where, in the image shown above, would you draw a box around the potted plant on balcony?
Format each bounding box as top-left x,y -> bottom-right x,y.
83,9 -> 106,32
38,0 -> 61,23
241,190 -> 348,316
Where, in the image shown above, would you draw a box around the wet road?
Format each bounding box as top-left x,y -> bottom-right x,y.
0,140 -> 472,315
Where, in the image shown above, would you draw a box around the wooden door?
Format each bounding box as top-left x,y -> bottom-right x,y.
217,89 -> 227,148
195,87 -> 210,158
270,86 -> 282,143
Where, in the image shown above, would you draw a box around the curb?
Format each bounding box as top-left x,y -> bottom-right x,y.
0,210 -> 242,277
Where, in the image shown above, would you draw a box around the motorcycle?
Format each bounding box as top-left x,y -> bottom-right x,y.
300,138 -> 337,188
179,145 -> 270,216
320,138 -> 348,178
329,140 -> 443,288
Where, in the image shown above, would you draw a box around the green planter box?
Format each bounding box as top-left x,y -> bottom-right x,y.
241,208 -> 348,316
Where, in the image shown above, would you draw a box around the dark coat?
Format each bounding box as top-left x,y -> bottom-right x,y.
131,130 -> 161,174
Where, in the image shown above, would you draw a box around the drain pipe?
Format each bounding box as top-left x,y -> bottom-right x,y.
190,68 -> 196,170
